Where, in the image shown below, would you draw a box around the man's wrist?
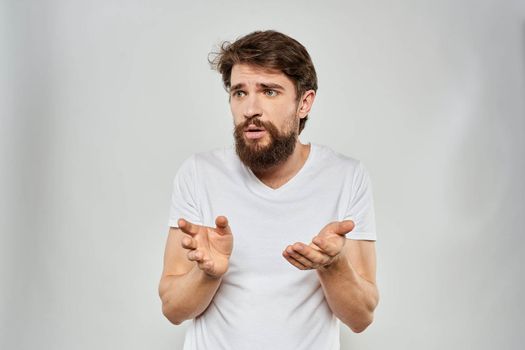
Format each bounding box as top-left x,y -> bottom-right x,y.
191,264 -> 225,282
319,253 -> 348,273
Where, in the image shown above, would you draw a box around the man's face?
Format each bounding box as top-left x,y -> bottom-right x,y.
229,63 -> 304,171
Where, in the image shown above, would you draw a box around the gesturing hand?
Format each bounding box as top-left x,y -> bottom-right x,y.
282,220 -> 355,270
178,216 -> 233,278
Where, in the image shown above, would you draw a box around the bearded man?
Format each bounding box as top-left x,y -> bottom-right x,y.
158,30 -> 379,350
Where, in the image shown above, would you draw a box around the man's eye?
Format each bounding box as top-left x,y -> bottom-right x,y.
265,90 -> 278,97
232,91 -> 245,98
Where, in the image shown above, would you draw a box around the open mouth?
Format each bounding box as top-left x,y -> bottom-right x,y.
244,124 -> 265,132
244,125 -> 266,139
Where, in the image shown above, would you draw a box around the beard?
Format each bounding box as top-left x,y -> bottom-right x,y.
234,117 -> 298,172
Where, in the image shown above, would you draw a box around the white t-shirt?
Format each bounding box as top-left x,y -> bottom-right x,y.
168,143 -> 377,350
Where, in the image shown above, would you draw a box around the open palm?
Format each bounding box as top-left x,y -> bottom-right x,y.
178,216 -> 233,278
283,220 -> 355,270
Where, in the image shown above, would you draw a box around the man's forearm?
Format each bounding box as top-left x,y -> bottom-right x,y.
317,256 -> 379,333
159,266 -> 222,325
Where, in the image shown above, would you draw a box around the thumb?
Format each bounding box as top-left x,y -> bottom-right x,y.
331,220 -> 355,236
215,215 -> 232,236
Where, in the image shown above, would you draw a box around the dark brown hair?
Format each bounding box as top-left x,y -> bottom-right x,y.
209,30 -> 318,134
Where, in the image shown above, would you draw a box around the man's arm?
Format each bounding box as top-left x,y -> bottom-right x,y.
158,217 -> 233,325
282,220 -> 379,333
316,240 -> 378,332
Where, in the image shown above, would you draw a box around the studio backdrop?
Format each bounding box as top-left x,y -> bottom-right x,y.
1,0 -> 524,349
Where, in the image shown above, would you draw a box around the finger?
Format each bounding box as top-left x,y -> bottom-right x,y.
197,259 -> 215,273
292,243 -> 331,266
215,215 -> 232,236
178,218 -> 200,236
330,220 -> 355,236
187,249 -> 204,262
309,242 -> 322,251
312,236 -> 340,257
181,235 -> 197,250
282,251 -> 309,270
286,245 -> 317,268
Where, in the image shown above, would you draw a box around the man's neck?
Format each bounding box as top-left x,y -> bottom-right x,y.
252,141 -> 311,189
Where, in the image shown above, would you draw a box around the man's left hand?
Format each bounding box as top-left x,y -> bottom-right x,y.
282,220 -> 355,270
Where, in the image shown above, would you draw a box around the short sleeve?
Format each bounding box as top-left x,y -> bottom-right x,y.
167,156 -> 203,227
344,162 -> 377,241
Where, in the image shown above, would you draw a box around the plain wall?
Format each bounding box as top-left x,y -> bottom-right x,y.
2,0 -> 524,349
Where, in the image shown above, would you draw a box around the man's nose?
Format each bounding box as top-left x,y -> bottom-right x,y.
243,94 -> 262,119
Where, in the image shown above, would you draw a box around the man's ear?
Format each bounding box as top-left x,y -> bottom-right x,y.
297,90 -> 316,118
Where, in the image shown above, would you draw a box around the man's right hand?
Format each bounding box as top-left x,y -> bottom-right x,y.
177,216 -> 233,278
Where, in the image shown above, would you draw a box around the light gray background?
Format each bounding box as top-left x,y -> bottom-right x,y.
2,0 -> 524,349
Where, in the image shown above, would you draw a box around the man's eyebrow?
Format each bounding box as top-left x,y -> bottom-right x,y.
258,83 -> 285,90
230,83 -> 245,92
229,82 -> 286,92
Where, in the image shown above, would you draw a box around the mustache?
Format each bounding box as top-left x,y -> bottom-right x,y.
236,117 -> 276,132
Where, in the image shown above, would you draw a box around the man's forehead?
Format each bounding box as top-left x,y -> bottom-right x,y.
230,63 -> 292,86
